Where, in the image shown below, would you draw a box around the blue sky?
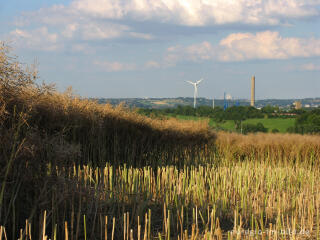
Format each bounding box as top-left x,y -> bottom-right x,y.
1,0 -> 320,99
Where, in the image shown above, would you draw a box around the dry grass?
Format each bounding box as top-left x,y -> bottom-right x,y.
215,132 -> 320,165
0,42 -> 214,239
0,42 -> 215,169
1,162 -> 320,239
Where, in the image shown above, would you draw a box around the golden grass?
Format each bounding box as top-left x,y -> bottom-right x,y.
215,132 -> 320,164
1,42 -> 215,167
0,42 -> 215,239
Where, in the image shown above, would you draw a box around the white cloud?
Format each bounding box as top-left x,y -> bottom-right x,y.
60,21 -> 153,41
218,31 -> 320,61
164,31 -> 320,64
8,18 -> 153,51
9,27 -> 62,51
183,41 -> 214,61
79,22 -> 130,40
300,63 -> 320,71
14,5 -> 74,27
94,60 -> 137,72
62,23 -> 79,39
162,41 -> 215,66
9,2 -> 156,52
8,0 -> 320,52
144,60 -> 161,69
71,0 -> 320,26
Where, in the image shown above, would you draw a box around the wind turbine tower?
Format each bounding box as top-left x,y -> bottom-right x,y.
186,78 -> 203,108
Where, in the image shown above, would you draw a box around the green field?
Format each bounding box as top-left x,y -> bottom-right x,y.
210,118 -> 296,133
173,115 -> 295,133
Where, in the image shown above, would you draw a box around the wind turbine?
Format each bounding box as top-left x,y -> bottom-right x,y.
186,78 -> 203,108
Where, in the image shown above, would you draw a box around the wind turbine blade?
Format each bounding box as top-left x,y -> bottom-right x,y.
186,80 -> 194,85
196,78 -> 203,84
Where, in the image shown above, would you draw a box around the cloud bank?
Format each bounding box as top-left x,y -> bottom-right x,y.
6,0 -> 320,53
9,27 -> 62,51
163,31 -> 320,65
4,0 -> 320,73
72,0 -> 320,26
219,31 -> 320,61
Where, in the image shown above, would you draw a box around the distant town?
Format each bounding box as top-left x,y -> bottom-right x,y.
93,97 -> 320,110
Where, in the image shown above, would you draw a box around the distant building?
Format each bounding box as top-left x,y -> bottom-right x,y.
272,113 -> 297,117
251,76 -> 255,107
294,101 -> 302,110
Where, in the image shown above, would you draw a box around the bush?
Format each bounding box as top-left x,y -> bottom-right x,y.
291,109 -> 320,134
242,122 -> 268,134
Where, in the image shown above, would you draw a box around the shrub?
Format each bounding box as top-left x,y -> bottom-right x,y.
242,122 -> 268,134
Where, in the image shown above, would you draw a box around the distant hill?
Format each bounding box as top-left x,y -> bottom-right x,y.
92,97 -> 320,109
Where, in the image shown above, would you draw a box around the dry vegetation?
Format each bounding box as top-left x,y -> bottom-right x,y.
1,42 -> 320,239
0,42 -> 215,167
216,132 -> 320,165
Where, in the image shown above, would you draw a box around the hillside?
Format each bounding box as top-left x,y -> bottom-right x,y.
94,97 -> 320,109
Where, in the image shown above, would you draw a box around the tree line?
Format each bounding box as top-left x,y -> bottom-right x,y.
288,109 -> 320,134
139,105 -> 320,134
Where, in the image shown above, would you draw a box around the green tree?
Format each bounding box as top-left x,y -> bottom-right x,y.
224,106 -> 247,132
292,108 -> 320,134
242,122 -> 268,134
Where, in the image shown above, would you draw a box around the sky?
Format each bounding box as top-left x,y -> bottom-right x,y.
1,0 -> 320,99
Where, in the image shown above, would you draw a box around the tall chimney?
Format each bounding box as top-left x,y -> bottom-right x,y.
251,76 -> 255,107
